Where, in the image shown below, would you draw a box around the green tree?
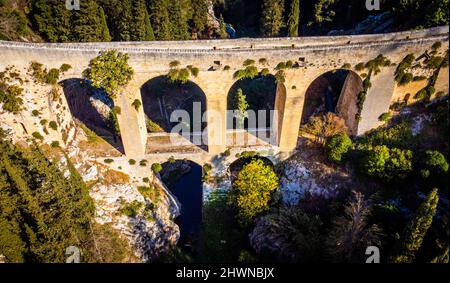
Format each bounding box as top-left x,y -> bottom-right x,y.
390,188 -> 440,263
287,0 -> 300,37
0,137 -> 95,262
326,133 -> 352,164
424,0 -> 449,27
71,1 -> 111,42
313,0 -> 336,24
31,0 -> 71,42
230,159 -> 279,226
260,0 -> 285,37
362,145 -> 413,181
232,88 -> 249,128
130,0 -> 155,41
148,0 -> 171,40
190,0 -> 208,36
83,50 -> 134,99
168,0 -> 190,40
420,150 -> 449,178
218,14 -> 228,39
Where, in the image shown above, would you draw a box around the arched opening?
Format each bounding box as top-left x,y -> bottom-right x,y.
226,75 -> 278,147
300,69 -> 363,136
159,160 -> 203,245
141,76 -> 207,153
60,78 -> 123,153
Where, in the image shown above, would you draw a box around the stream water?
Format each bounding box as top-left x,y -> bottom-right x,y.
170,163 -> 203,242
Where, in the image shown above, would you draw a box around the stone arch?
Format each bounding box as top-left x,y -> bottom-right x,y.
300,69 -> 363,135
159,159 -> 203,242
140,76 -> 208,153
60,78 -> 124,154
226,74 -> 279,147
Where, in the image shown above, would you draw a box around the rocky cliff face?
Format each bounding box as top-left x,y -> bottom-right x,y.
0,66 -> 182,262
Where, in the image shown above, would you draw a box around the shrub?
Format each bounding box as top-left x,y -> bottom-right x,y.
378,112 -> 392,122
275,70 -> 286,83
51,141 -> 60,148
48,121 -> 58,131
363,78 -> 372,89
128,159 -> 136,165
222,149 -> 231,157
275,62 -> 286,70
259,58 -> 268,65
432,42 -> 442,50
132,99 -> 141,111
359,121 -> 414,149
413,76 -> 427,82
59,64 -> 72,73
168,156 -> 176,164
223,65 -> 231,71
104,159 -> 114,164
120,200 -> 143,218
342,63 -> 351,69
302,113 -> 348,140
28,61 -> 46,83
233,66 -> 259,80
0,84 -> 24,114
326,133 -> 353,164
146,118 -> 164,133
139,160 -> 148,167
260,68 -> 270,76
113,106 -> 121,115
83,50 -> 134,99
285,60 -> 294,68
355,63 -> 365,71
45,68 -> 60,85
189,66 -> 199,77
243,59 -> 256,66
32,110 -> 40,117
32,131 -> 44,141
169,61 -> 180,68
40,119 -> 48,126
415,88 -> 428,100
151,163 -> 163,173
420,150 -> 449,178
143,177 -> 150,183
361,146 -> 413,181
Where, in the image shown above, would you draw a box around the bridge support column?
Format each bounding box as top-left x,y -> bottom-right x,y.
193,74 -> 232,157
275,78 -> 306,153
357,67 -> 396,135
115,86 -> 147,158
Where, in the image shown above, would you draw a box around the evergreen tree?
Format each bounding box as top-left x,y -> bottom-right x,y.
0,137 -> 94,262
148,0 -> 171,40
218,14 -> 228,39
130,0 -> 155,41
99,6 -> 112,42
168,0 -> 190,40
260,0 -> 285,37
390,188 -> 440,263
31,0 -> 71,42
116,0 -> 133,41
232,88 -> 248,128
287,0 -> 300,37
71,1 -> 111,42
190,0 -> 208,36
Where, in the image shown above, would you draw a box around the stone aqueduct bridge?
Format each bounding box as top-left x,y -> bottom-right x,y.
1,27 -> 449,160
